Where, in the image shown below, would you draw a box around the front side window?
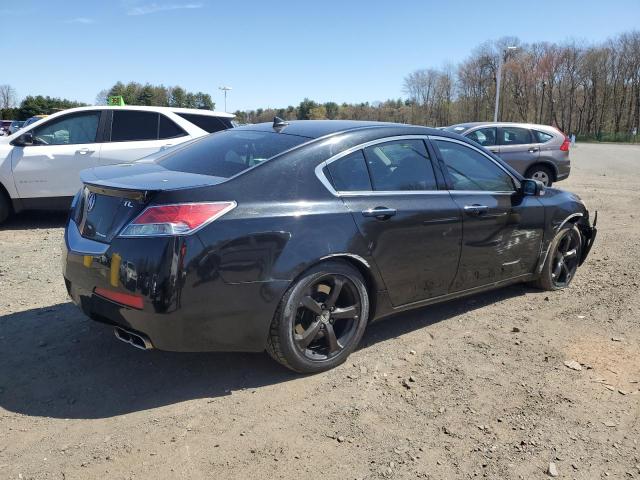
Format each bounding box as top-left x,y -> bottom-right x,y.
111,111 -> 158,142
364,139 -> 437,191
499,127 -> 532,145
326,150 -> 371,191
466,127 -> 497,147
158,130 -> 307,178
435,140 -> 515,192
32,112 -> 100,145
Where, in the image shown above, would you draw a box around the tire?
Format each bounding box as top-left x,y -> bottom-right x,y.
525,164 -> 554,187
0,192 -> 10,224
532,224 -> 582,291
266,260 -> 370,374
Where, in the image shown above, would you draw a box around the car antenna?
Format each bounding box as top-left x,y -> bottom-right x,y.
273,116 -> 289,131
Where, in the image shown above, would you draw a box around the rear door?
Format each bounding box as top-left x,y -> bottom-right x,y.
11,110 -> 103,199
431,137 -> 545,291
323,137 -> 462,306
99,110 -> 190,166
497,126 -> 539,176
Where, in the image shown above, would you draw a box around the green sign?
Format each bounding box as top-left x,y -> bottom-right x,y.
108,96 -> 125,106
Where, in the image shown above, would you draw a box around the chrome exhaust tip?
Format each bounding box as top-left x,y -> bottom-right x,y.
114,327 -> 153,350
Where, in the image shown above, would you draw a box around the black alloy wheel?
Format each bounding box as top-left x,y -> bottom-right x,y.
533,225 -> 582,291
549,227 -> 581,287
267,261 -> 369,373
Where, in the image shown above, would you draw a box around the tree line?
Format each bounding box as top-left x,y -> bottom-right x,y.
235,30 -> 640,142
0,82 -> 215,121
96,82 -> 215,110
0,87 -> 87,121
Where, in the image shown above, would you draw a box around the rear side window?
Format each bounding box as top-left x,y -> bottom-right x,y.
159,115 -> 187,139
533,130 -> 554,143
111,111 -> 158,141
158,130 -> 307,178
326,150 -> 371,191
176,113 -> 228,133
499,127 -> 533,145
364,139 -> 437,191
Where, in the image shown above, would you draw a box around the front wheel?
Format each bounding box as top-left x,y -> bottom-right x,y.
533,225 -> 582,291
266,261 -> 369,373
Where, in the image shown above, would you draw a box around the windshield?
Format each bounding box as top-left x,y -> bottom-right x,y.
158,130 -> 308,178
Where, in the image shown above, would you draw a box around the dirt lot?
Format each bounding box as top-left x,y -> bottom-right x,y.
1,143 -> 639,480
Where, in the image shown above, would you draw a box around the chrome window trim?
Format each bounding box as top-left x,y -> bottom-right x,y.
314,135 -> 444,197
314,134 -> 521,197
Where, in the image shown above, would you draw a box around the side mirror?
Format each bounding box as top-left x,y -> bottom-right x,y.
522,179 -> 545,196
12,132 -> 34,147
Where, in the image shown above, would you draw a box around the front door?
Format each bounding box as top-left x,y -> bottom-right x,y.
324,139 -> 462,306
11,110 -> 103,199
431,137 -> 545,292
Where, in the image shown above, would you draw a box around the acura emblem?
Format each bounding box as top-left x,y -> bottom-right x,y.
87,192 -> 96,212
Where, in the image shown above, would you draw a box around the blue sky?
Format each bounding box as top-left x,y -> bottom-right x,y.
2,0 -> 639,111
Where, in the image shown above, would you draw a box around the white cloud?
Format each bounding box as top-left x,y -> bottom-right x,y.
66,17 -> 95,24
126,2 -> 204,16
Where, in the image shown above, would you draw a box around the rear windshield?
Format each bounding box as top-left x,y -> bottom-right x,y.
158,130 -> 308,178
443,125 -> 470,134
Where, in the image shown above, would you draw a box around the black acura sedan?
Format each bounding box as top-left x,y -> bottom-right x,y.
63,119 -> 596,373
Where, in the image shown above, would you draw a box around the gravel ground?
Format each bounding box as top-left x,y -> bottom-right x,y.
1,143 -> 639,480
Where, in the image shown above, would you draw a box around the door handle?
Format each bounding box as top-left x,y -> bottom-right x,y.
528,147 -> 539,153
362,207 -> 397,219
76,148 -> 94,155
464,204 -> 489,216
487,147 -> 499,153
160,144 -> 173,151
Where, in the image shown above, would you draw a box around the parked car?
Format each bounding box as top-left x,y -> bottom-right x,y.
443,122 -> 571,187
62,119 -> 597,373
0,120 -> 12,136
0,105 -> 235,223
21,115 -> 48,129
8,120 -> 25,135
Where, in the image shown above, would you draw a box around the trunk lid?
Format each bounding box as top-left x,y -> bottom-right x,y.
75,163 -> 227,243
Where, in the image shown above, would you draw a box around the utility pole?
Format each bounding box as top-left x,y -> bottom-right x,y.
218,86 -> 232,112
494,46 -> 518,122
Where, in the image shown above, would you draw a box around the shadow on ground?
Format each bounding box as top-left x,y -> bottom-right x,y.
0,211 -> 68,231
0,285 -> 529,420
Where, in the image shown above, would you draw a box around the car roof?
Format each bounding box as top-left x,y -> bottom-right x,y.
446,121 -> 561,133
233,120 -> 455,139
28,105 -> 234,119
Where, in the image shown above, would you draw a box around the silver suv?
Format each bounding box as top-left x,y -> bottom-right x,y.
443,122 -> 570,187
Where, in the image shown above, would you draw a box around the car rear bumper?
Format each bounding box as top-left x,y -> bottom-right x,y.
63,220 -> 289,352
555,161 -> 571,181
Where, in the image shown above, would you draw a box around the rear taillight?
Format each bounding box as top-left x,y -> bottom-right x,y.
554,128 -> 571,152
120,201 -> 236,237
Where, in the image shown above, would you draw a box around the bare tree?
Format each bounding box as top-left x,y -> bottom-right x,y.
0,85 -> 17,109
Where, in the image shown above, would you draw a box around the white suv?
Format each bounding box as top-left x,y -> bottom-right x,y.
0,105 -> 235,223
